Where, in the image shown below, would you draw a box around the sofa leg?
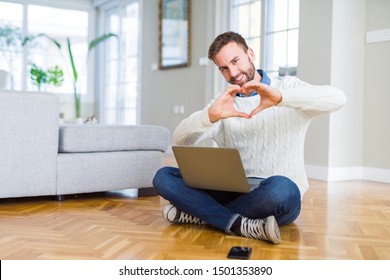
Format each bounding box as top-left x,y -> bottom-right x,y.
55,195 -> 65,201
138,187 -> 158,197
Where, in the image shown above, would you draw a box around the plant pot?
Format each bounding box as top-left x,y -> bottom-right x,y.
67,117 -> 84,124
0,70 -> 9,90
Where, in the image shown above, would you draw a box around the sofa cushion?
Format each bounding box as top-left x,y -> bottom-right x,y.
59,124 -> 170,153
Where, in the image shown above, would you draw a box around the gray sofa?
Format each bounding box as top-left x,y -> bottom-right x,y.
0,92 -> 170,200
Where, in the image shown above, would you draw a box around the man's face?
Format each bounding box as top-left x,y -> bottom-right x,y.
213,42 -> 256,88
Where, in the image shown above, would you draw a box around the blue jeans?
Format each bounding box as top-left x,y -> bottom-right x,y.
153,166 -> 301,233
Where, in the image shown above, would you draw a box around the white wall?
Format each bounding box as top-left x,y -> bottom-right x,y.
328,0 -> 365,173
364,0 -> 390,170
139,0 -> 210,140
300,0 -> 390,183
298,0 -> 333,170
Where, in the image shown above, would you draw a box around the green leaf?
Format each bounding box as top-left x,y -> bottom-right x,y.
29,63 -> 47,91
0,24 -> 22,49
67,37 -> 78,84
47,65 -> 64,87
88,33 -> 118,52
22,33 -> 61,49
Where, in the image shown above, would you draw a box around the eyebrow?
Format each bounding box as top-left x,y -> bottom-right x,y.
218,56 -> 239,71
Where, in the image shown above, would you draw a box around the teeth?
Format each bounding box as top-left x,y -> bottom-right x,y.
235,74 -> 243,82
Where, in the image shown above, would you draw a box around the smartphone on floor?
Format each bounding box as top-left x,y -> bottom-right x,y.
227,246 -> 252,260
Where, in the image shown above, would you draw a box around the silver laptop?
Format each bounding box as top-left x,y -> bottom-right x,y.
172,146 -> 262,193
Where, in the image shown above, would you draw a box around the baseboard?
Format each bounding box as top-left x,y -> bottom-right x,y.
305,165 -> 390,184
363,167 -> 390,183
328,166 -> 364,182
304,164 -> 329,181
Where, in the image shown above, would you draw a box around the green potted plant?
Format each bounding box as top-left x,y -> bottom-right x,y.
23,33 -> 117,119
29,63 -> 64,92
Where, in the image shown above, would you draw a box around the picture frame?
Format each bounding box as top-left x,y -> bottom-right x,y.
158,0 -> 191,69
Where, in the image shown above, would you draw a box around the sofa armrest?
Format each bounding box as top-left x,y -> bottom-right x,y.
0,92 -> 59,198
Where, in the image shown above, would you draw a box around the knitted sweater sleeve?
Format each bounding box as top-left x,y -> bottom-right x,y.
173,101 -> 219,145
277,76 -> 347,117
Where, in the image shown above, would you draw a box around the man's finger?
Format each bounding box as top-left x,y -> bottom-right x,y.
235,111 -> 251,119
249,106 -> 264,118
241,82 -> 266,93
226,85 -> 241,96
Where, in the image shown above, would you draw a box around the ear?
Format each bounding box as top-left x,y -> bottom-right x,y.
247,47 -> 256,62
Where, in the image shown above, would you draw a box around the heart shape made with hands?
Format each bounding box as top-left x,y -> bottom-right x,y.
240,81 -> 282,117
208,81 -> 282,123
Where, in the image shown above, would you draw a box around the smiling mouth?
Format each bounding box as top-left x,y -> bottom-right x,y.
232,73 -> 245,84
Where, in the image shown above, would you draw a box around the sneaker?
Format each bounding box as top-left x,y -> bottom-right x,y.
162,204 -> 206,225
238,216 -> 281,244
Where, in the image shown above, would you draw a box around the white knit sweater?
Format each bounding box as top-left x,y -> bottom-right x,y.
173,76 -> 347,196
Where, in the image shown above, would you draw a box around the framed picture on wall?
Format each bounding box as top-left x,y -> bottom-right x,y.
159,0 -> 191,69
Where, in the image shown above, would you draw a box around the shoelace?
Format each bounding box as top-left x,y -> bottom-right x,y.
178,212 -> 205,225
240,217 -> 268,240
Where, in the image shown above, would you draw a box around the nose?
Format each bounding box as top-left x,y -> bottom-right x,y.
228,65 -> 239,79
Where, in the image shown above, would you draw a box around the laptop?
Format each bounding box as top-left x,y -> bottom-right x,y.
172,146 -> 262,193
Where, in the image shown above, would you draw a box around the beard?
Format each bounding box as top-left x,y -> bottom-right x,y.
229,59 -> 256,87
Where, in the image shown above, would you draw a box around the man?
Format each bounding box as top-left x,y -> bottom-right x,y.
153,31 -> 346,244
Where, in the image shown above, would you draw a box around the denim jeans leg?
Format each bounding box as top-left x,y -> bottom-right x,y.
153,166 -> 239,232
224,175 -> 301,225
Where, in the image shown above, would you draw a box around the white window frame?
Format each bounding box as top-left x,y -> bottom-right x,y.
94,0 -> 142,125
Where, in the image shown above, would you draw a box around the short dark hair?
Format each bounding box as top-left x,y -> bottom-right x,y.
208,31 -> 249,61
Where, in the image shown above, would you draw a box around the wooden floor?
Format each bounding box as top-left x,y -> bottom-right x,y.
1,163 -> 390,259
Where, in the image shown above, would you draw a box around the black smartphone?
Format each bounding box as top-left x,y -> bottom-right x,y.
227,246 -> 252,259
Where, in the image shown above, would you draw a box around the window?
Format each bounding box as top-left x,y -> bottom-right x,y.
97,0 -> 140,125
230,0 -> 299,77
0,1 -> 23,90
230,0 -> 262,69
264,0 -> 299,77
0,1 -> 90,94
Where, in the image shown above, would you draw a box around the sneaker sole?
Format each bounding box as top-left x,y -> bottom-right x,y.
162,204 -> 177,223
265,216 -> 281,244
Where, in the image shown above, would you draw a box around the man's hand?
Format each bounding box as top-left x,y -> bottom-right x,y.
208,82 -> 282,123
208,85 -> 250,123
241,80 -> 282,118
